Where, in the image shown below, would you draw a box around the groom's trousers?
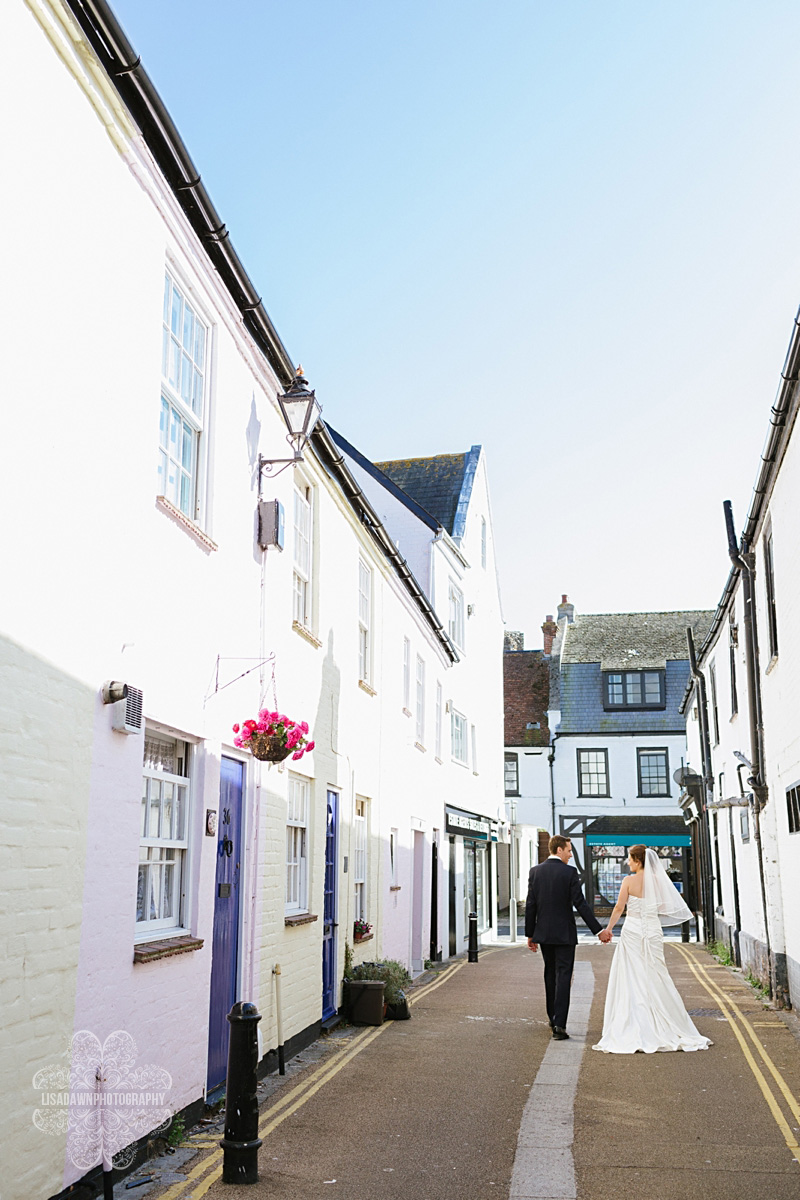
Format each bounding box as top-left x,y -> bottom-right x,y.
540,943 -> 575,1029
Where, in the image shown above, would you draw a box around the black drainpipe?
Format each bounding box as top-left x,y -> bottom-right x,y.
686,627 -> 717,947
723,502 -> 785,1003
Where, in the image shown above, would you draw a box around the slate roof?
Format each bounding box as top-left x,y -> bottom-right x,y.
560,610 -> 714,671
374,451 -> 474,536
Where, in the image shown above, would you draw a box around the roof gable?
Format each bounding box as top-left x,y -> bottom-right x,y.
375,448 -> 480,536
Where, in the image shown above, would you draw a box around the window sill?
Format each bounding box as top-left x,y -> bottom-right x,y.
452,758 -> 470,769
415,742 -> 426,753
434,756 -> 443,765
156,496 -> 218,553
358,680 -> 376,696
402,707 -> 412,718
353,932 -> 373,944
133,934 -> 204,963
765,654 -> 779,676
292,621 -> 322,648
284,912 -> 318,927
389,885 -> 402,892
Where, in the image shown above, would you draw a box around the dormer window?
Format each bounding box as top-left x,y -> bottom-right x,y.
603,670 -> 665,710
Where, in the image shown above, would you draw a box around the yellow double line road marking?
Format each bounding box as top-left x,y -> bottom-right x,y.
673,945 -> 800,1156
157,958 -> 468,1200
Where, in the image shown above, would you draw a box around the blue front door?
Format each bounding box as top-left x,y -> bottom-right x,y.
207,757 -> 244,1091
321,790 -> 338,1022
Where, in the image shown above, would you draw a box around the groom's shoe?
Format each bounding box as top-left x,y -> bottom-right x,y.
552,1026 -> 569,1040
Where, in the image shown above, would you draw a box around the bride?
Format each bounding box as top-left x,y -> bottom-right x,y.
592,844 -> 711,1054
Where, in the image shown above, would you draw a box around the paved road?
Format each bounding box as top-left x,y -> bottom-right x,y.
143,941 -> 800,1200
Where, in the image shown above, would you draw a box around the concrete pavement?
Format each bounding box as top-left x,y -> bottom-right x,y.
139,941 -> 800,1200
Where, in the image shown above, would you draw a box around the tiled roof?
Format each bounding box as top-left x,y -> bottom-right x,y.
374,452 -> 469,535
586,815 -> 687,835
560,610 -> 714,670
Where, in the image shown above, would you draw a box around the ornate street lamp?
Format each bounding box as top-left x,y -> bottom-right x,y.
258,367 -> 322,478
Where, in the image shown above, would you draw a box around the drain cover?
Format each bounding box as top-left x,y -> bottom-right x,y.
688,1008 -> 722,1017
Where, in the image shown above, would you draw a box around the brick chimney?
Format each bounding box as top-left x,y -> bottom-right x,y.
557,594 -> 575,624
541,614 -> 558,655
504,630 -> 524,653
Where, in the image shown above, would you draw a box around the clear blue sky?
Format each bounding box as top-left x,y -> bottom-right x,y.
112,0 -> 800,646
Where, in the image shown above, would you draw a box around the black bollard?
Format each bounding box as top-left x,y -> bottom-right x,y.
468,911 -> 479,963
220,1002 -> 263,1185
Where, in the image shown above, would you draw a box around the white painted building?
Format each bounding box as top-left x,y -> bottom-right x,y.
0,3 -> 505,1198
681,305 -> 800,1008
547,597 -> 713,920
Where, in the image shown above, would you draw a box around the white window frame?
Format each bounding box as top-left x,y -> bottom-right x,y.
448,582 -> 465,649
286,775 -> 310,914
435,682 -> 443,760
403,637 -> 411,711
137,732 -> 190,937
451,709 -> 468,764
354,796 -> 368,921
293,482 -> 313,629
471,724 -> 478,774
159,270 -> 209,522
480,517 -> 487,569
358,558 -> 371,684
415,656 -> 426,744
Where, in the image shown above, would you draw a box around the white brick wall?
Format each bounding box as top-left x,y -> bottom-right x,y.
0,637 -> 94,1200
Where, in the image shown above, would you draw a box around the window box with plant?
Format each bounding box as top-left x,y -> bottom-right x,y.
353,918 -> 372,943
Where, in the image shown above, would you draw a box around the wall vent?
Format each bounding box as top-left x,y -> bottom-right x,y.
112,687 -> 144,734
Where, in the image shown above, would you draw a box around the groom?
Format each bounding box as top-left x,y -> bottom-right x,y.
525,834 -> 611,1039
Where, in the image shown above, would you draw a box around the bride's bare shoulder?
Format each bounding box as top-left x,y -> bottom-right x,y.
627,874 -> 644,897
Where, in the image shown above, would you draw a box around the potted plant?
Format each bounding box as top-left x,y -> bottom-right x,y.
353,918 -> 372,943
232,711 -> 314,763
348,960 -> 412,1021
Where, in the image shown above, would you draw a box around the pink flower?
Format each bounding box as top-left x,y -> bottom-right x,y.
299,721 -> 309,734
232,723 -> 240,733
305,741 -> 315,753
257,721 -> 268,732
241,728 -> 252,740
291,750 -> 304,760
244,719 -> 257,731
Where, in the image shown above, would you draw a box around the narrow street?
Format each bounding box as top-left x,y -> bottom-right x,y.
138,942 -> 800,1200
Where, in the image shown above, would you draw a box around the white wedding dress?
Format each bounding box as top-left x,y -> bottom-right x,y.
593,893 -> 712,1055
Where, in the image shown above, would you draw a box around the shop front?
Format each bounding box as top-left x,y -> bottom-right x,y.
559,815 -> 693,921
445,807 -> 499,954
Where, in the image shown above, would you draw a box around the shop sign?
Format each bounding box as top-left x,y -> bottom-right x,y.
445,809 -> 490,840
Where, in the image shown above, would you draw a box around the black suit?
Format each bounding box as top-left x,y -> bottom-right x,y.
524,857 -> 602,1030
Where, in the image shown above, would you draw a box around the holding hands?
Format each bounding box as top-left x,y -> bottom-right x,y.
598,929 -> 613,944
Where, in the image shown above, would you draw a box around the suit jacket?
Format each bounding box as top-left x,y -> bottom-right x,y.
524,858 -> 602,944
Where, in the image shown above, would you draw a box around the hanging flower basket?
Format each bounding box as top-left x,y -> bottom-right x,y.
233,710 -> 314,763
249,734 -> 293,763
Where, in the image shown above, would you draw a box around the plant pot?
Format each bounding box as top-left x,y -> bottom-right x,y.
345,979 -> 384,1026
385,989 -> 411,1020
249,734 -> 291,762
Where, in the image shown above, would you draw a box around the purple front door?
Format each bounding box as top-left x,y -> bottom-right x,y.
207,757 -> 243,1091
